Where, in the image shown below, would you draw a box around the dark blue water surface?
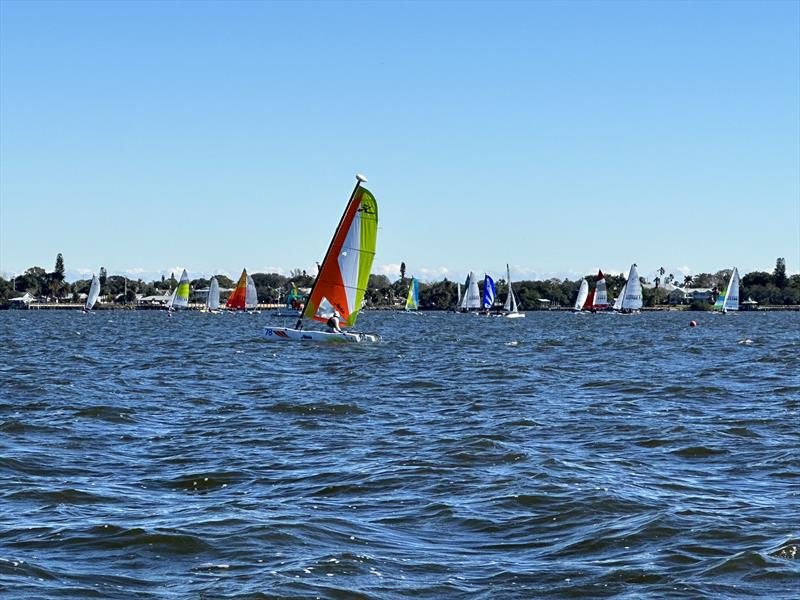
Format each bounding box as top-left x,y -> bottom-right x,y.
1,310 -> 798,599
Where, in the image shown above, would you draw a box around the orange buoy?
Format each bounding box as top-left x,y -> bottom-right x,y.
689,320 -> 697,327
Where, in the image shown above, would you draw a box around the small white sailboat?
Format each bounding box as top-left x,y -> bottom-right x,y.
716,267 -> 740,314
245,273 -> 260,313
264,174 -> 379,343
573,279 -> 589,313
502,265 -> 524,318
83,274 -> 101,312
617,264 -> 643,314
453,282 -> 462,312
459,272 -> 482,312
204,276 -> 221,313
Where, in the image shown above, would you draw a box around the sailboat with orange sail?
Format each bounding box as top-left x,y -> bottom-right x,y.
226,269 -> 258,312
264,174 -> 379,343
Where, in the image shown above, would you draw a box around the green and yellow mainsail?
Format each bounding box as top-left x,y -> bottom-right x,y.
713,287 -> 727,311
405,277 -> 419,311
168,269 -> 190,309
303,186 -> 378,327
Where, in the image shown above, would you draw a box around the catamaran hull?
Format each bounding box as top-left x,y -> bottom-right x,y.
264,327 -> 378,343
503,312 -> 525,319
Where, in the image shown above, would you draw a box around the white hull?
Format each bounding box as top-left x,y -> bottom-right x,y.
264,326 -> 378,343
503,312 -> 525,319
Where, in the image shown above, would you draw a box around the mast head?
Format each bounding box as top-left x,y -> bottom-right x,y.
356,173 -> 368,183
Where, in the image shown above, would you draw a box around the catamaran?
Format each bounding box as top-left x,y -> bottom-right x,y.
614,264 -> 643,314
713,267 -> 740,314
459,272 -> 482,312
166,269 -> 190,311
573,279 -> 589,313
577,270 -> 608,312
501,264 -> 525,318
264,174 -> 379,343
203,276 -> 221,313
83,274 -> 101,312
226,269 -> 249,311
403,277 -> 421,314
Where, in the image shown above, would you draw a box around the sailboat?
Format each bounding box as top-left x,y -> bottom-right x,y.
264,174 -> 379,343
245,273 -> 260,313
482,274 -> 496,314
714,267 -> 740,314
454,282 -> 462,312
203,276 -> 221,313
615,264 -> 643,313
403,277 -> 421,314
83,274 -> 101,312
573,279 -> 589,313
459,272 -> 482,312
501,264 -> 525,318
226,269 -> 249,311
578,270 -> 608,312
166,269 -> 190,311
275,284 -> 304,317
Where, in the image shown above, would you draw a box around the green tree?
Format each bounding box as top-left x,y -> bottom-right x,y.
773,257 -> 786,288
400,262 -> 406,282
53,253 -> 65,282
99,267 -> 108,293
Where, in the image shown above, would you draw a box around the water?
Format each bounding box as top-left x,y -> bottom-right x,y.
1,310 -> 798,599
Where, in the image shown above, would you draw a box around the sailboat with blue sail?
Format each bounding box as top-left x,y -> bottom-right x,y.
482,274 -> 496,314
403,277 -> 421,314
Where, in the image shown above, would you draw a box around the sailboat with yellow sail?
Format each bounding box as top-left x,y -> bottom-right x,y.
264,174 -> 379,343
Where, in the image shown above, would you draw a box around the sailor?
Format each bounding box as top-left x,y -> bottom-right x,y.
327,310 -> 342,333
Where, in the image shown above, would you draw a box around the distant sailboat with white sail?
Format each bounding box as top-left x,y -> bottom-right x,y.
501,265 -> 524,318
459,272 -> 481,312
204,276 -> 221,313
714,267 -> 740,314
615,264 -> 643,314
83,274 -> 101,312
246,273 -> 260,313
573,279 -> 589,313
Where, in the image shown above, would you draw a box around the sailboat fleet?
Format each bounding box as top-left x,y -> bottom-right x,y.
74,175 -> 743,342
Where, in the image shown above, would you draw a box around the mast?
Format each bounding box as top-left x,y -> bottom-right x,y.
295,174 -> 366,329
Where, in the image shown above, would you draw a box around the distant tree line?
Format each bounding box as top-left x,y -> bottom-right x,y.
1,255 -> 798,309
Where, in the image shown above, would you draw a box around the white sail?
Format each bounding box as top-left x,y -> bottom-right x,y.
207,277 -> 220,310
245,274 -> 258,309
574,279 -> 589,311
463,271 -> 481,309
85,274 -> 100,310
457,283 -> 461,307
166,287 -> 177,309
595,275 -> 608,307
621,264 -> 643,311
724,267 -> 740,311
503,264 -> 518,312
613,283 -> 626,311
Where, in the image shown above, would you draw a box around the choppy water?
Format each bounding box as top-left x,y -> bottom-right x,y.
0,310 -> 798,599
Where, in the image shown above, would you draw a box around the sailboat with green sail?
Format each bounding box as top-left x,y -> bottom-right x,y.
402,277 -> 422,314
264,174 -> 379,343
713,267 -> 740,314
166,269 -> 190,311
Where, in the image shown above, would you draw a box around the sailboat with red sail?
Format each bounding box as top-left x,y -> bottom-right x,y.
226,270 -> 248,311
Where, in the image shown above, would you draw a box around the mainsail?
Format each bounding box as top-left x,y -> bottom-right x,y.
582,288 -> 596,310
483,275 -> 496,309
456,282 -> 461,308
168,269 -> 190,309
405,277 -> 419,311
613,283 -> 626,311
207,277 -> 220,310
621,264 -> 643,311
503,264 -> 518,312
461,272 -> 481,310
85,274 -> 100,311
245,274 -> 258,309
713,287 -> 727,311
593,270 -> 608,308
574,279 -> 589,311
724,267 -> 740,311
227,269 -> 248,310
301,184 -> 378,328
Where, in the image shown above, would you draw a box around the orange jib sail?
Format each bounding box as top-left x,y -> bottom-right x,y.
226,269 -> 248,310
303,186 -> 378,328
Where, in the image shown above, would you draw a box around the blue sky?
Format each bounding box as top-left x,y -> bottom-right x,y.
1,0 -> 798,283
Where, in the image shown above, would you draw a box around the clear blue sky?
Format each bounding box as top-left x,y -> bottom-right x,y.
1,0 -> 798,283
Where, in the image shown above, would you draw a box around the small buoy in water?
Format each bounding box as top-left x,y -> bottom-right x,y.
689,320 -> 697,327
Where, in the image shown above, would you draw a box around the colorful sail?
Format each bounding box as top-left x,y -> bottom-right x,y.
168,269 -> 190,309
227,269 -> 248,310
724,267 -> 740,311
621,264 -> 643,311
207,277 -> 220,310
405,277 -> 419,311
574,279 -> 589,311
593,270 -> 608,308
245,274 -> 258,309
85,274 -> 100,310
483,275 -> 496,309
302,186 -> 378,327
582,287 -> 595,310
713,287 -> 727,311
